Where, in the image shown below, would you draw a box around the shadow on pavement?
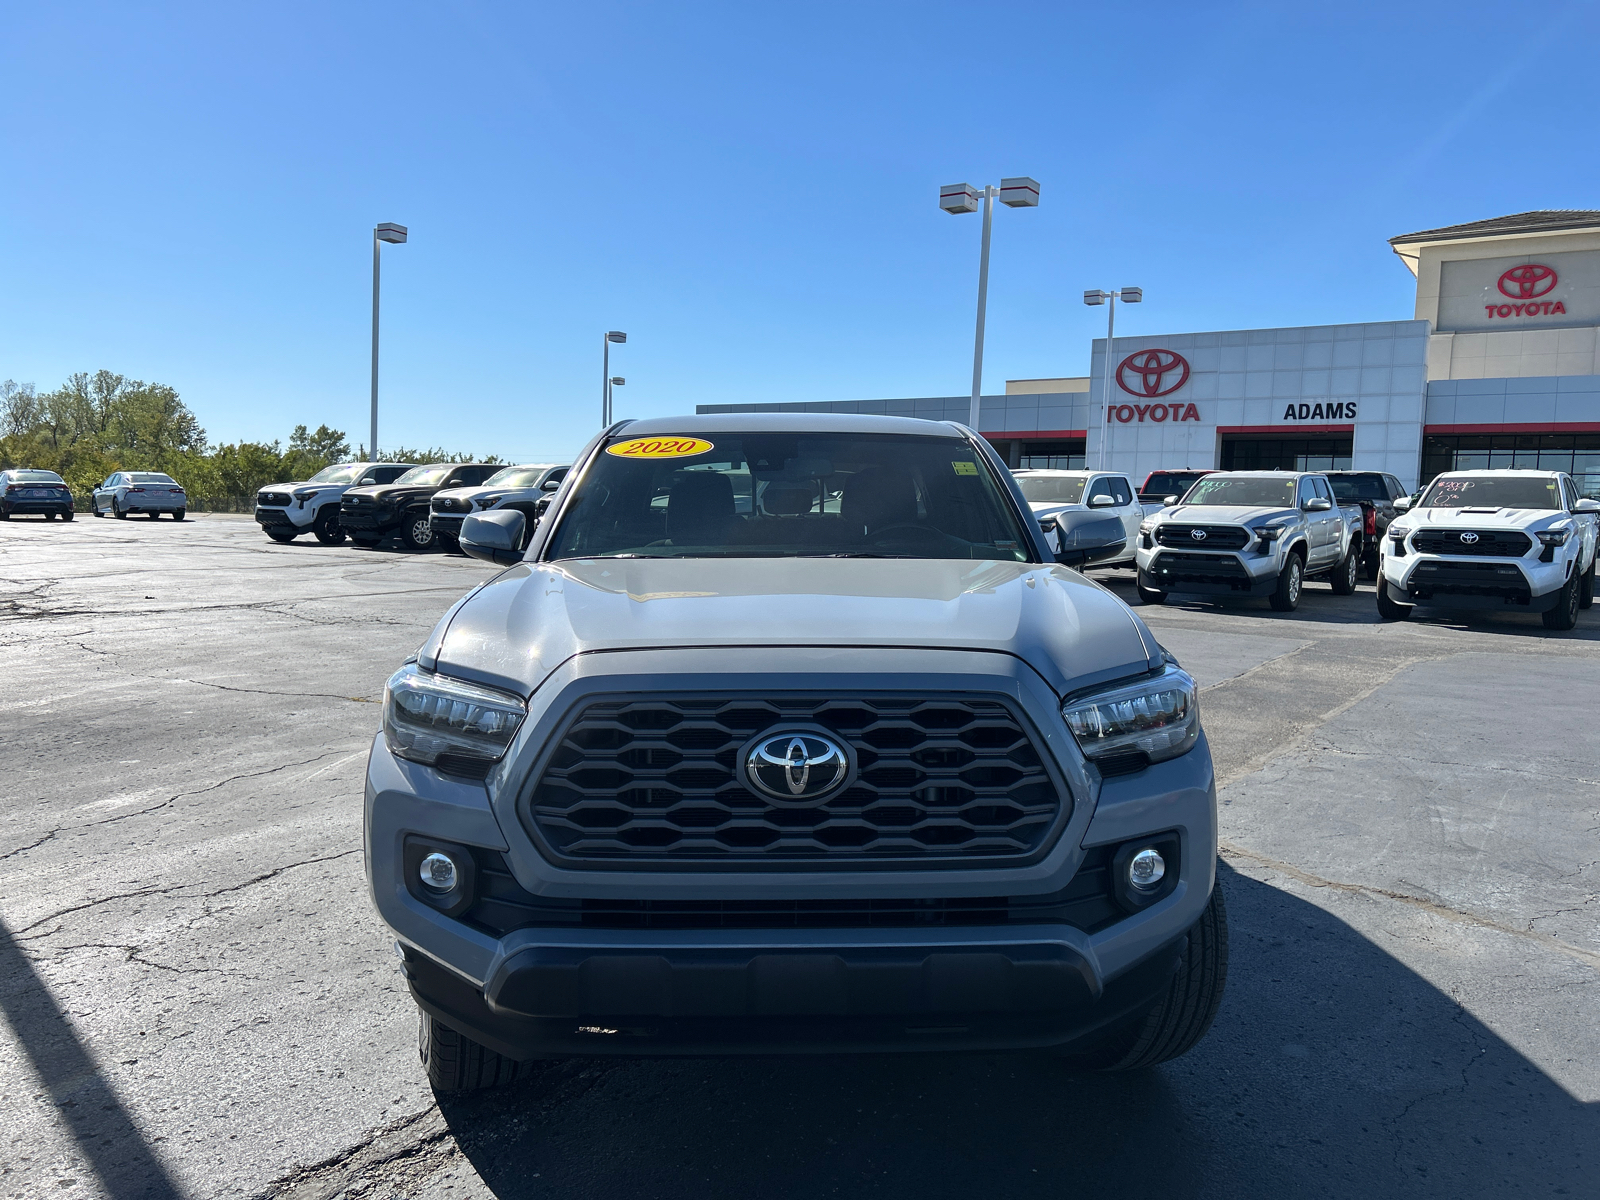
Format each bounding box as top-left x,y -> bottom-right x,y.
0,914 -> 184,1199
438,863 -> 1597,1199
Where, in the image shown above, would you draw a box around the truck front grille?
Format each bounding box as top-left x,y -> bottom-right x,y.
1408,561 -> 1530,601
258,492 -> 292,506
521,694 -> 1068,869
1411,530 -> 1531,557
1155,524 -> 1251,550
465,846 -> 1117,932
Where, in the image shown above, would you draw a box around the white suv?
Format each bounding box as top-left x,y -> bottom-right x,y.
1377,469 -> 1599,630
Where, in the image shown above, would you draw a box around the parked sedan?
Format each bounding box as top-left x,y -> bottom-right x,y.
0,469 -> 75,520
428,462 -> 570,551
92,471 -> 187,519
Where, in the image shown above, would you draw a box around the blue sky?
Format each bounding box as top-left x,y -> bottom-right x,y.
4,1 -> 1598,462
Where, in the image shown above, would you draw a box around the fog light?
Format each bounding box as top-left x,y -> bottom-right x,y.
419,852 -> 458,892
1128,847 -> 1166,891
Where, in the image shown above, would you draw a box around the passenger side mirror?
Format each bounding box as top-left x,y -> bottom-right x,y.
1087,493 -> 1117,508
1162,494 -> 1179,507
1393,496 -> 1413,513
1573,498 -> 1600,513
1049,512 -> 1127,569
1304,497 -> 1332,512
540,478 -> 561,491
459,510 -> 527,566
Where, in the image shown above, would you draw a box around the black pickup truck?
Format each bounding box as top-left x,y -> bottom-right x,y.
339,463 -> 500,551
1324,470 -> 1409,579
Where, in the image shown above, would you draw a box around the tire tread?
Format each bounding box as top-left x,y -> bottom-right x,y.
419,1011 -> 530,1093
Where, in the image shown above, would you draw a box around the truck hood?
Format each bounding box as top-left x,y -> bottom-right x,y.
1162,504 -> 1298,526
1399,506 -> 1568,530
428,558 -> 1161,698
343,484 -> 437,505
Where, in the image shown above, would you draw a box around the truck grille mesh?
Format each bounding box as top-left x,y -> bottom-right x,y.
1154,524 -> 1251,549
1411,530 -> 1531,557
523,695 -> 1067,868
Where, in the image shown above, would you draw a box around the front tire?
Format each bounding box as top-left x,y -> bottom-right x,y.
1268,554 -> 1304,612
1135,571 -> 1166,605
399,510 -> 436,552
1092,884 -> 1229,1071
1542,571 -> 1580,631
1579,558 -> 1595,611
352,533 -> 382,548
436,532 -> 461,555
268,531 -> 297,544
312,506 -> 345,545
1375,575 -> 1412,620
417,1009 -> 531,1093
1330,545 -> 1359,595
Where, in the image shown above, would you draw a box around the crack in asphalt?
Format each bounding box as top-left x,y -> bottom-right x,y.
1221,841 -> 1600,970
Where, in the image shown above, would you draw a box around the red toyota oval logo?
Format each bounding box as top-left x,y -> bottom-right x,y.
1497,264 -> 1557,300
1116,349 -> 1190,398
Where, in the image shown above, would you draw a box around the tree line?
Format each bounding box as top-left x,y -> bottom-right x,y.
0,371 -> 497,511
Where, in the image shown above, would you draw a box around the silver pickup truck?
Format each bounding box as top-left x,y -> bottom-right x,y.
1135,470 -> 1364,611
366,413 -> 1225,1092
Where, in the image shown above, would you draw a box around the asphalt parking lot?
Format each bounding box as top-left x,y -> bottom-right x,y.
2,513 -> 1597,1200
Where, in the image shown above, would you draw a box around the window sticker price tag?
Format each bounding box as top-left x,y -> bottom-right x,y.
605,437 -> 716,459
952,461 -> 979,476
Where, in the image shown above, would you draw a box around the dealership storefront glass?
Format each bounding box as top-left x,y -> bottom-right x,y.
1219,435 -> 1354,473
1017,439 -> 1086,469
1421,433 -> 1600,498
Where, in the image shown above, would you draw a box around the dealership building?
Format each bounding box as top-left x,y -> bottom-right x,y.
698,211 -> 1600,496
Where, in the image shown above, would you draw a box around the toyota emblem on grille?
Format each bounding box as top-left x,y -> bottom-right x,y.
1191,528 -> 1208,541
1460,532 -> 1480,544
744,732 -> 850,804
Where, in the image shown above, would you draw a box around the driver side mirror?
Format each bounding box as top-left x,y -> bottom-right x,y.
1393,496 -> 1413,513
460,510 -> 527,566
1047,512 -> 1127,569
1162,495 -> 1180,507
1304,497 -> 1332,512
1087,493 -> 1117,508
540,478 -> 561,491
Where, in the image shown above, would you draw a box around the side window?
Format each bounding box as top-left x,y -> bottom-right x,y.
1108,477 -> 1133,506
378,467 -> 406,483
1298,477 -> 1318,507
1561,476 -> 1578,509
1313,477 -> 1333,502
1386,475 -> 1404,500
547,467 -> 569,485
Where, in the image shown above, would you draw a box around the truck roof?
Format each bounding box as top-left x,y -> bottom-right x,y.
1431,468 -> 1564,478
619,413 -> 967,439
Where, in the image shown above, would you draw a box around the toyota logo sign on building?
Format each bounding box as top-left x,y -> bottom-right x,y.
1117,349 -> 1190,398
1497,264 -> 1558,300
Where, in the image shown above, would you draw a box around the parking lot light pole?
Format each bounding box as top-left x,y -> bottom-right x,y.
370,223 -> 408,460
1083,286 -> 1141,469
940,178 -> 1040,431
602,331 -> 627,427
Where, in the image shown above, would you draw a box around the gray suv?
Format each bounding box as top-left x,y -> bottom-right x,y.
365,414 -> 1225,1091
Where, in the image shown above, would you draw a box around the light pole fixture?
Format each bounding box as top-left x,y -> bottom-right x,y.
940,177 -> 1040,431
1084,286 -> 1142,469
370,222 -> 408,460
602,331 -> 627,427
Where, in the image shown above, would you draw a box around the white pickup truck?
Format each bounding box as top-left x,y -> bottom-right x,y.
1011,469 -> 1150,567
1377,469 -> 1598,630
1135,471 -> 1364,611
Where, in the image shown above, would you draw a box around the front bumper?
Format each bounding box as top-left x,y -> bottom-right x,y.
365,643 -> 1218,1058
339,507 -> 400,533
1382,552 -> 1567,612
429,513 -> 466,537
1136,548 -> 1277,596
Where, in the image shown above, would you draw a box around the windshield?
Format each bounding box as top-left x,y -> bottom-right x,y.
1419,475 -> 1562,511
1182,476 -> 1297,508
1328,475 -> 1388,502
393,465 -> 455,486
306,463 -> 366,485
7,470 -> 63,482
130,473 -> 177,484
482,467 -> 550,488
1143,472 -> 1205,497
544,432 -> 1032,561
1014,475 -> 1086,505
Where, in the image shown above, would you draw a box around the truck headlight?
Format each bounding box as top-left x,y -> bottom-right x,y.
1062,663 -> 1198,773
1536,528 -> 1571,547
382,664 -> 527,770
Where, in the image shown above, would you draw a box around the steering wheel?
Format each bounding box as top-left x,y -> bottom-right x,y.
868,523 -> 946,548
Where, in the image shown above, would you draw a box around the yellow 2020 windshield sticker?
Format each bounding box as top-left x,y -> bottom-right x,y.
605,436 -> 715,460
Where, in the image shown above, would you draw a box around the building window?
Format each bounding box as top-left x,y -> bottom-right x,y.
1220,436 -> 1353,472
1422,433 -> 1600,499
1018,439 -> 1085,470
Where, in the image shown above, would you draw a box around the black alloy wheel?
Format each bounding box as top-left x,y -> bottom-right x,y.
1542,571 -> 1581,631
312,506 -> 346,545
